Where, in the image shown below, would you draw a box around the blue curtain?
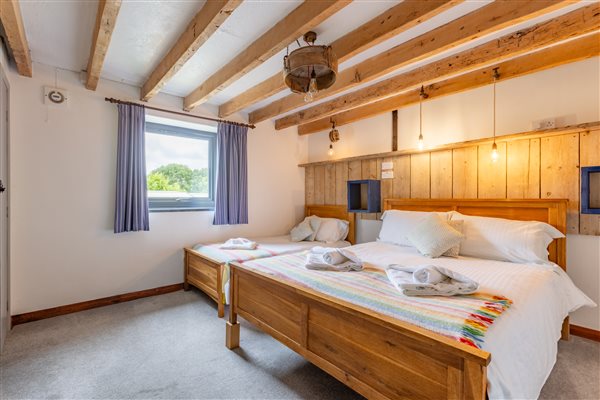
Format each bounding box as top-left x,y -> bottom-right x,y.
213,123 -> 248,225
114,103 -> 149,233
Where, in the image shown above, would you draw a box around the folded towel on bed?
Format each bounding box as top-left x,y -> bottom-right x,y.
305,248 -> 363,271
219,238 -> 258,250
386,264 -> 478,296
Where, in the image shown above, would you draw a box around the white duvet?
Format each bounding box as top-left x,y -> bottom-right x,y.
348,241 -> 595,400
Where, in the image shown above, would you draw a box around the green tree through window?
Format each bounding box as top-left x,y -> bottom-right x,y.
147,163 -> 209,194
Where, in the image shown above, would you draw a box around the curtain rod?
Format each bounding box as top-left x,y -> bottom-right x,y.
104,97 -> 256,129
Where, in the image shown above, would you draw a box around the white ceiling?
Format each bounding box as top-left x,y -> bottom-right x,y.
16,0 -> 592,114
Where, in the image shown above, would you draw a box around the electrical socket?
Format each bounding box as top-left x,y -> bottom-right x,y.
533,118 -> 556,131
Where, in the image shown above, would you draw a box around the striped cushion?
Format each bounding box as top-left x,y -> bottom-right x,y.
407,213 -> 464,258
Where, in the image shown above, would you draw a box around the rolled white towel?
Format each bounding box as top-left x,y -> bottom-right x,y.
386,264 -> 478,297
310,246 -> 347,265
412,265 -> 447,284
305,248 -> 363,271
219,238 -> 258,250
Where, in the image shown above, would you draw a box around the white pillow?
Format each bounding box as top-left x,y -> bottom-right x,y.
406,213 -> 464,258
305,216 -> 322,241
449,211 -> 564,264
378,210 -> 450,247
314,218 -> 349,243
290,219 -> 313,242
443,219 -> 464,258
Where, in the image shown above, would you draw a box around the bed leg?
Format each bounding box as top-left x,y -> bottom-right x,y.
561,316 -> 570,341
217,265 -> 225,318
226,321 -> 240,349
183,251 -> 190,291
226,269 -> 240,349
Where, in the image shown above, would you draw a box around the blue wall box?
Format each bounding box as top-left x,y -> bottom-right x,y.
347,179 -> 381,213
581,166 -> 600,214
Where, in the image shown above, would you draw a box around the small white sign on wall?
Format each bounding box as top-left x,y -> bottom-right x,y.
382,170 -> 394,179
381,161 -> 393,170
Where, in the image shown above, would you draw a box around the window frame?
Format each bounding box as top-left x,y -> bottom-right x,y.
145,121 -> 217,212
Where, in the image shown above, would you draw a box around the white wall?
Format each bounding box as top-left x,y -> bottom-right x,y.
307,57 -> 600,330
8,62 -> 307,314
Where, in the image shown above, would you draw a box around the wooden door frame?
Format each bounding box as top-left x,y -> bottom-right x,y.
0,60 -> 11,352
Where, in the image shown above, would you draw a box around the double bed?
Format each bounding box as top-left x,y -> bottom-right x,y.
225,199 -> 594,399
183,205 -> 355,317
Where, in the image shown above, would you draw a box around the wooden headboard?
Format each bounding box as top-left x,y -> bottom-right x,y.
384,199 -> 568,269
305,205 -> 356,244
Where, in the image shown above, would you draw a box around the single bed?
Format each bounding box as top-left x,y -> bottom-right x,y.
225,199 -> 593,399
183,205 -> 355,317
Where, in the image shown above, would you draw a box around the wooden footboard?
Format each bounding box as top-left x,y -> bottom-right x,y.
184,248 -> 224,317
226,264 -> 490,400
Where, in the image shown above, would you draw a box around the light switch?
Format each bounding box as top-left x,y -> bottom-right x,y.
381,161 -> 393,170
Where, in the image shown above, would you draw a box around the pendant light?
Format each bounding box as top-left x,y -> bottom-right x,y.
283,32 -> 338,103
418,85 -> 428,151
491,68 -> 500,162
328,120 -> 339,157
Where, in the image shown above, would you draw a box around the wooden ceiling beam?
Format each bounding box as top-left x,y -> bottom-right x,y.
141,0 -> 241,101
0,0 -> 32,77
218,0 -> 459,117
250,0 -> 576,125
183,0 -> 350,111
85,0 -> 122,90
298,33 -> 600,135
275,4 -> 600,130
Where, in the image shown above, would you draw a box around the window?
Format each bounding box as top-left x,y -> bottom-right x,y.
145,119 -> 216,211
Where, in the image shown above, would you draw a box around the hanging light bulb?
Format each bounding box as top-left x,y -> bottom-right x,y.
304,69 -> 318,103
491,68 -> 500,163
491,142 -> 498,162
418,85 -> 428,151
328,143 -> 334,156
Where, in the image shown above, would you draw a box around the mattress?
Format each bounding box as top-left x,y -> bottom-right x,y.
191,235 -> 350,264
239,241 -> 595,400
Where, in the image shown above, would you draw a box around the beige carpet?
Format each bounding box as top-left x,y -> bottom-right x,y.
1,290 -> 598,399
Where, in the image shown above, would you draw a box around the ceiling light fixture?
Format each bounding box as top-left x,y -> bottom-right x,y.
328,120 -> 339,157
418,85 -> 428,151
283,31 -> 337,103
491,67 -> 500,163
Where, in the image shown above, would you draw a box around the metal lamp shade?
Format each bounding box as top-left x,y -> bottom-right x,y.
283,45 -> 337,94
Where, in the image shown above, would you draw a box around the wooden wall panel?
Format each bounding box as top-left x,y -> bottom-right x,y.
478,142 -> 507,199
361,159 -> 379,219
580,130 -> 600,235
348,160 -> 362,180
335,162 -> 349,206
430,150 -> 452,199
314,165 -> 325,205
506,139 -> 540,198
410,153 -> 430,199
305,166 -> 315,204
506,139 -> 529,198
303,125 -> 599,236
324,164 -> 336,205
529,139 -> 541,198
541,133 -> 580,233
392,156 -> 411,198
453,147 -> 478,198
381,157 -> 393,215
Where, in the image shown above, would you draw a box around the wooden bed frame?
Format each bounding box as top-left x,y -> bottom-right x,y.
183,205 -> 355,317
225,199 -> 568,400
